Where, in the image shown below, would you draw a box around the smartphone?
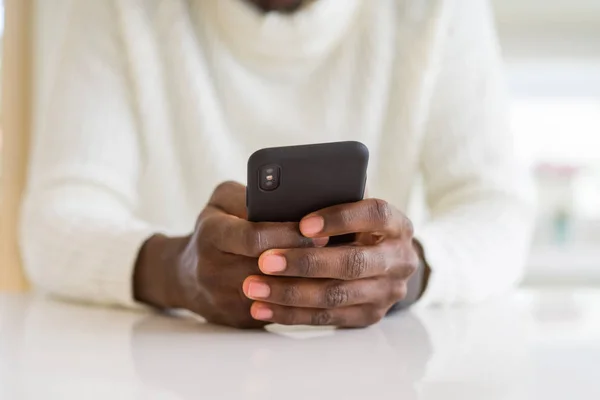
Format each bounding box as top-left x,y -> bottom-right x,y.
247,141 -> 369,242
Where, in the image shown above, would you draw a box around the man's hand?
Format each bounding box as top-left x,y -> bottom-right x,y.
134,181 -> 325,329
242,199 -> 422,328
134,182 -> 423,329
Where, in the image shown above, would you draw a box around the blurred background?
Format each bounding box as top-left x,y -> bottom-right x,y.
494,0 -> 600,284
0,0 -> 599,285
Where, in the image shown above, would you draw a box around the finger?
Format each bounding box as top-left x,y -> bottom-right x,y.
201,214 -> 325,257
258,243 -> 399,279
250,302 -> 386,328
209,181 -> 248,219
243,276 -> 384,309
300,199 -> 412,238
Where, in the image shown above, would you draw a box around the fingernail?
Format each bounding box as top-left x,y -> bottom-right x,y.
260,254 -> 287,273
247,281 -> 271,299
300,216 -> 324,236
313,237 -> 329,247
253,305 -> 273,321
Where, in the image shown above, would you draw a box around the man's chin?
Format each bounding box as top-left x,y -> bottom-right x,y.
246,0 -> 308,13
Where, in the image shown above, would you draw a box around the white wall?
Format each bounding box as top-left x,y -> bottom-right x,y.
493,0 -> 600,29
492,0 -> 600,61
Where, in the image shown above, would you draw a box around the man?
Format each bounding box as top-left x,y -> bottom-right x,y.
21,0 -> 533,328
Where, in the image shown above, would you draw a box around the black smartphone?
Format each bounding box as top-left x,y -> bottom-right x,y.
247,141 -> 369,242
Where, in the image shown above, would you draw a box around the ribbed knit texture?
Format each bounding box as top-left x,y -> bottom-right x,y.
20,0 -> 534,308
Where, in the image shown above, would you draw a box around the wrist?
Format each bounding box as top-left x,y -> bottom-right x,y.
133,234 -> 190,309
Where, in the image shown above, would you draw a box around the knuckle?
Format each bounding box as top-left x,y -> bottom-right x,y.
282,285 -> 302,306
370,199 -> 393,226
211,181 -> 239,204
281,222 -> 313,248
214,181 -> 234,196
391,281 -> 408,301
325,283 -> 350,308
244,224 -> 265,256
366,306 -> 387,325
343,248 -> 369,279
406,258 -> 420,277
374,308 -> 387,324
311,310 -> 334,326
296,250 -> 319,277
398,249 -> 420,279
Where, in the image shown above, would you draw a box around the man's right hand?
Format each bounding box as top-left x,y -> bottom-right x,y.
133,181 -> 323,328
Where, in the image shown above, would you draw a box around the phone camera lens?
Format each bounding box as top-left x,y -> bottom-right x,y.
260,165 -> 280,191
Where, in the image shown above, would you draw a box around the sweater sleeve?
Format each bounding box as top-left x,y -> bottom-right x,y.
20,1 -> 160,307
415,0 -> 535,306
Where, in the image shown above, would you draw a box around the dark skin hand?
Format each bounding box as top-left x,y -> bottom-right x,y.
134,181 -> 427,329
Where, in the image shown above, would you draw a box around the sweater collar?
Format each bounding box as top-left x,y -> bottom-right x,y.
195,0 -> 363,65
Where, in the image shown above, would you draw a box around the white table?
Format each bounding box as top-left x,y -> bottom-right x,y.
1,288 -> 599,400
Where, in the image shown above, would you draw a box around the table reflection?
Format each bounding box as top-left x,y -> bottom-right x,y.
130,311 -> 432,399
3,290 -> 599,400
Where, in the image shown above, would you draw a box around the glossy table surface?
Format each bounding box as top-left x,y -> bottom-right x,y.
1,288 -> 599,400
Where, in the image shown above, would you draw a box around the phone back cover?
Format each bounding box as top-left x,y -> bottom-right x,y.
247,141 -> 369,223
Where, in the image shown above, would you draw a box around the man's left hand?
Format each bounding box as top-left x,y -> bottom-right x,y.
242,199 -> 422,328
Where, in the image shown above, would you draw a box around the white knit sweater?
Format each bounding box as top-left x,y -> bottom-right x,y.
21,0 -> 534,309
